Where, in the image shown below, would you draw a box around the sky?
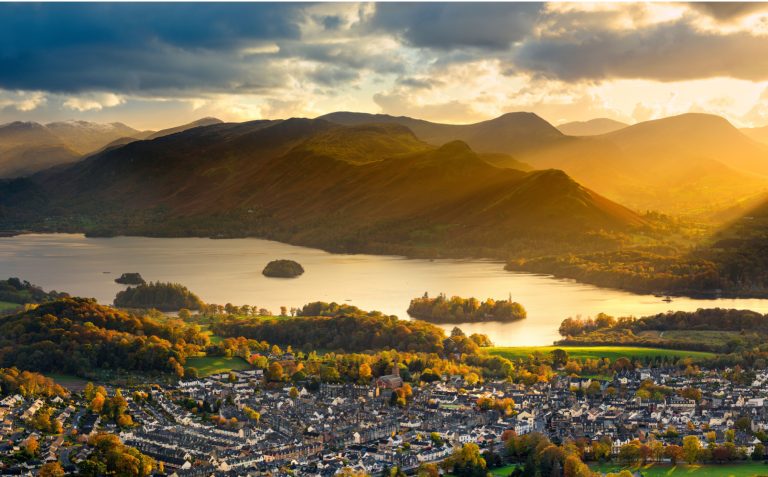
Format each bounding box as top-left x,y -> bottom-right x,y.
1,2 -> 768,130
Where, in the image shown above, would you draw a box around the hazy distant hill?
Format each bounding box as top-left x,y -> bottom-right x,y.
0,122 -> 80,177
321,111 -> 768,216
602,113 -> 768,175
0,120 -> 147,178
0,117 -> 234,178
742,125 -> 768,146
558,118 -> 629,136
320,111 -> 566,156
45,120 -> 147,154
145,117 -> 223,140
0,118 -> 643,258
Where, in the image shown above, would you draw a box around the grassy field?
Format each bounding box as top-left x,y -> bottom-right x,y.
0,301 -> 20,311
593,462 -> 768,477
487,346 -> 715,362
489,464 -> 519,476
47,373 -> 90,392
448,464 -> 518,477
186,356 -> 251,377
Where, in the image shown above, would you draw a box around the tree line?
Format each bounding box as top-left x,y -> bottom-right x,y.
407,293 -> 526,323
0,297 -> 209,376
114,281 -> 205,311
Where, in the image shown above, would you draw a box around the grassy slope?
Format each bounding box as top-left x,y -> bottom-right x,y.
487,346 -> 715,362
186,356 -> 251,377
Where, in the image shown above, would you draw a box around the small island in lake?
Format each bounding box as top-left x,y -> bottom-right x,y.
114,281 -> 204,311
407,293 -> 527,323
262,259 -> 305,278
114,272 -> 146,285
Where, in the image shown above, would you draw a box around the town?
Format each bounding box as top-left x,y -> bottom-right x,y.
3,359 -> 768,477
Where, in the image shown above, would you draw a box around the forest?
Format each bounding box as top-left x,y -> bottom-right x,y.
507,250 -> 723,296
0,367 -> 69,398
0,277 -> 68,309
211,311 -> 451,354
407,293 -> 526,323
113,281 -> 205,311
560,308 -> 768,336
0,297 -> 209,376
209,302 -> 498,355
556,309 -> 768,353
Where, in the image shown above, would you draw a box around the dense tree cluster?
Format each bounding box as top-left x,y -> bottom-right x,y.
507,250 -> 722,296
211,308 -> 448,353
26,405 -> 63,434
504,432 -> 595,477
557,308 -> 768,352
442,443 -> 490,476
78,433 -> 156,477
0,367 -> 68,398
262,259 -> 304,278
114,281 -> 204,311
296,301 -> 366,317
0,298 -> 209,376
0,277 -> 68,309
114,273 -> 146,285
407,293 -> 526,323
86,384 -> 134,427
632,308 -> 768,332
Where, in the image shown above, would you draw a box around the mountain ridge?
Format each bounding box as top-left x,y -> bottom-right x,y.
1,118 -> 644,259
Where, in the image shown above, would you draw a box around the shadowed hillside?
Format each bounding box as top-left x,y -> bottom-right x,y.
0,118 -> 644,259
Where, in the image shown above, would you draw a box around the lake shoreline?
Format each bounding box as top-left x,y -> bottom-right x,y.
3,228 -> 763,300
4,233 -> 768,347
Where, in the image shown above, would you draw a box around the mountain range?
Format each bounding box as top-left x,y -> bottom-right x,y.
321,112 -> 768,215
557,118 -> 629,136
3,110 -> 768,222
0,117 -> 223,178
0,118 -> 643,258
5,110 -> 768,295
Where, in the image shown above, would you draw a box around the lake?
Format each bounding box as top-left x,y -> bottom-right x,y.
4,233 -> 768,346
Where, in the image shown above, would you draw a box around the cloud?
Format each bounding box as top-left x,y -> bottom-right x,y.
370,3 -> 543,51
514,21 -> 768,81
374,92 -> 485,123
0,90 -> 47,112
688,2 -> 768,22
0,3 -> 302,94
63,93 -> 125,112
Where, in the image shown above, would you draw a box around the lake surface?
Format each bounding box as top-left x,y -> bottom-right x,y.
4,233 -> 768,346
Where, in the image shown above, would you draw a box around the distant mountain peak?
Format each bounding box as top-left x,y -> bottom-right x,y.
437,140 -> 473,155
2,120 -> 46,130
558,118 -> 629,136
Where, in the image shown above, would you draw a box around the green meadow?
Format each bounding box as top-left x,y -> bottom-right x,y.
186,356 -> 251,377
593,462 -> 768,477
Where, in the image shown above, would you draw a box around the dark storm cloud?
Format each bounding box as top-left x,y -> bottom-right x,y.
514,21 -> 768,82
370,3 -> 544,51
320,15 -> 344,31
308,65 -> 359,86
0,3 -> 303,94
